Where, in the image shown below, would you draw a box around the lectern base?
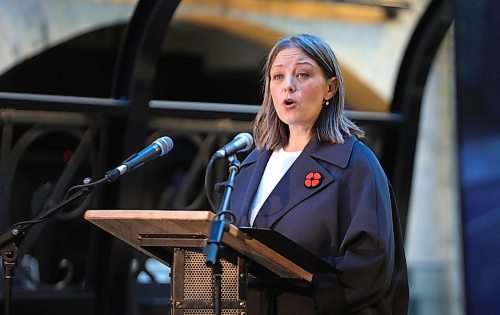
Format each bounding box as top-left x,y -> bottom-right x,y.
171,248 -> 247,315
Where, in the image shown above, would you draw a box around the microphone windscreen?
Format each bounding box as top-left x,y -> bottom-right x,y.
154,136 -> 174,155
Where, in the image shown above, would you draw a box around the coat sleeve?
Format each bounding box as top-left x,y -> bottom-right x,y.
312,142 -> 395,314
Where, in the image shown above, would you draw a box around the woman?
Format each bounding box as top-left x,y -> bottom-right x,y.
229,34 -> 409,314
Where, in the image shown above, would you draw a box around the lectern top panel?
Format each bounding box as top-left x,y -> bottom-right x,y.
84,210 -> 315,281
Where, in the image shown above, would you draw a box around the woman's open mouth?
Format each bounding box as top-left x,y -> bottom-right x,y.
283,98 -> 296,107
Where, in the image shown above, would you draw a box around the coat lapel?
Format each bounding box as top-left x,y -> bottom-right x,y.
252,147 -> 334,228
233,149 -> 272,226
235,136 -> 357,228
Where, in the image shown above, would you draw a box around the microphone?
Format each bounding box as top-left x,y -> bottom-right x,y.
105,136 -> 173,181
212,133 -> 253,159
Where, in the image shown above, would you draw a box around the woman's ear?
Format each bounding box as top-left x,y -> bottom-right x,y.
326,77 -> 338,100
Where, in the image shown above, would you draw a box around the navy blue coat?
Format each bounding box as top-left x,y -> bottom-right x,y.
230,136 -> 409,314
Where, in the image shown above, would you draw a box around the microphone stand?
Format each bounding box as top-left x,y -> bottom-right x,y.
0,176 -> 108,315
203,154 -> 240,315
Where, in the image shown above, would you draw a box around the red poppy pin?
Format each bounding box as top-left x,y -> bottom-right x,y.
304,172 -> 322,188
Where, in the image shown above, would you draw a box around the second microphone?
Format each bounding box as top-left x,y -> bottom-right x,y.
211,133 -> 254,160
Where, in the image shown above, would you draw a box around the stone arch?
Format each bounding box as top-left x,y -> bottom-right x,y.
173,13 -> 388,112
0,4 -> 387,111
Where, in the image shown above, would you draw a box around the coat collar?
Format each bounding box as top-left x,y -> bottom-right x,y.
303,135 -> 357,168
241,135 -> 357,169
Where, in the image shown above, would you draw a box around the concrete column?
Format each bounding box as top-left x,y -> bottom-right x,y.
406,28 -> 465,315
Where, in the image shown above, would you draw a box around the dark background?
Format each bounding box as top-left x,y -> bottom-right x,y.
1,0 -> 498,314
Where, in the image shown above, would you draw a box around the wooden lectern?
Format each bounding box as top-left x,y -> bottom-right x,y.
85,210 -> 333,314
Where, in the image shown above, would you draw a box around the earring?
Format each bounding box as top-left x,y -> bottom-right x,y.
325,100 -> 330,106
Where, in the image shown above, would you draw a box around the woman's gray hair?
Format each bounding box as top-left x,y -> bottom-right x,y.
254,34 -> 364,150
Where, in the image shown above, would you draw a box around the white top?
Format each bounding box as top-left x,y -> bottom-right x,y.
249,148 -> 302,226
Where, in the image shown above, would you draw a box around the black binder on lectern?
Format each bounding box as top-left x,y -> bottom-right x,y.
238,227 -> 335,274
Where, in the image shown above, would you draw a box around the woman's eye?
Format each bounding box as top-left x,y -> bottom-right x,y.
272,74 -> 283,80
298,73 -> 309,78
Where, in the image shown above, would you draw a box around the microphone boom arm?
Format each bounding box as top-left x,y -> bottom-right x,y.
1,135 -> 173,315
0,176 -> 108,315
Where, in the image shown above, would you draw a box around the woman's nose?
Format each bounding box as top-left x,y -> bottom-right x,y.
284,75 -> 296,92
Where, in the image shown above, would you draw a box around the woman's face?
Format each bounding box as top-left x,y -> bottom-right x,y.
269,47 -> 336,133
